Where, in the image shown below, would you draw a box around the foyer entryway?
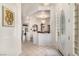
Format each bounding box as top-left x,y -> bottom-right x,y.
21,3 -> 60,56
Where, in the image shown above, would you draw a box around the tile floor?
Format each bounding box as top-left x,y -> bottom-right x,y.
20,41 -> 61,56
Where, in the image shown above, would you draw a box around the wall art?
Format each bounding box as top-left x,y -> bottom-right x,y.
2,6 -> 15,27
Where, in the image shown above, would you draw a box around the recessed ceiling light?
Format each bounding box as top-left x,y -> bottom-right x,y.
41,20 -> 46,24
36,11 -> 49,19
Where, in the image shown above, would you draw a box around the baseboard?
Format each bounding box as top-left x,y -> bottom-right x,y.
58,49 -> 64,56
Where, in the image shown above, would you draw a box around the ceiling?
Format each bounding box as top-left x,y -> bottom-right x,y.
21,3 -> 55,16
21,3 -> 55,24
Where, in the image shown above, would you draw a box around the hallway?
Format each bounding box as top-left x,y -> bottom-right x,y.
0,3 -> 78,56
21,41 -> 61,56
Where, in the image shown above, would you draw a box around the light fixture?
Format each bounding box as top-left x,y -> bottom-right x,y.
36,11 -> 49,19
41,19 -> 46,24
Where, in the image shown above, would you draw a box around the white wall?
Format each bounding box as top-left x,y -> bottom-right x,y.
55,3 -> 75,56
0,3 -> 21,55
50,4 -> 57,47
38,33 -> 51,46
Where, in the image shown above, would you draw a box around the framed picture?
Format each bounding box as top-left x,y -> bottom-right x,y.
41,23 -> 50,33
32,24 -> 38,32
2,6 -> 15,27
